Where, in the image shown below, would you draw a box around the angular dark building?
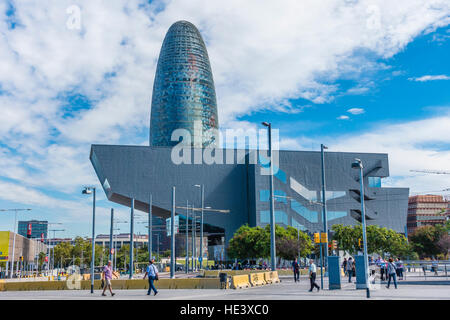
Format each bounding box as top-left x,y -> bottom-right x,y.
90,21 -> 409,258
150,21 -> 219,147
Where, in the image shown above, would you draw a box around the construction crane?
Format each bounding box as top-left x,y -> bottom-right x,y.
410,169 -> 450,175
410,188 -> 450,195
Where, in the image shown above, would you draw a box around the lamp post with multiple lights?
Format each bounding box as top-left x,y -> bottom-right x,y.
82,186 -> 96,294
262,121 -> 276,271
351,158 -> 370,298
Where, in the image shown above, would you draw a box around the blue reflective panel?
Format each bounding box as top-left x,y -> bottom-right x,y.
290,200 -> 318,223
291,219 -> 307,231
258,155 -> 287,184
259,189 -> 287,203
325,191 -> 346,200
368,177 -> 381,188
327,211 -> 347,221
150,21 -> 219,147
260,210 -> 288,224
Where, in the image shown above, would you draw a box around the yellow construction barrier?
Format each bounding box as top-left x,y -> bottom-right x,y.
249,272 -> 266,286
0,278 -> 221,291
202,270 -> 220,278
230,274 -> 251,289
269,271 -> 280,283
263,272 -> 273,284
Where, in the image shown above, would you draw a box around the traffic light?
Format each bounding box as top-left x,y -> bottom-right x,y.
313,233 -> 320,243
358,238 -> 362,248
332,240 -> 338,249
320,232 -> 328,243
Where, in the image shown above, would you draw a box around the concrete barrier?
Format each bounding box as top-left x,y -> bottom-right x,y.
230,274 -> 251,289
0,278 -> 221,291
202,270 -> 220,278
249,272 -> 266,286
269,271 -> 281,283
263,272 -> 273,284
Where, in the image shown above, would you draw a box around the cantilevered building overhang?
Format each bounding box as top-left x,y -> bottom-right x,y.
90,145 -> 409,242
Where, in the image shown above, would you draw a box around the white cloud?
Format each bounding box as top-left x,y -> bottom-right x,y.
280,112 -> 450,195
0,0 -> 449,234
331,113 -> 450,194
337,115 -> 350,120
408,75 -> 450,81
347,107 -> 365,115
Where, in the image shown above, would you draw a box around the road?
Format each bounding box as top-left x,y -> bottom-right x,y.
0,276 -> 449,300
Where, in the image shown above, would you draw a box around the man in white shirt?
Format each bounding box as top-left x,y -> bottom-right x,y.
143,259 -> 159,296
308,259 -> 320,292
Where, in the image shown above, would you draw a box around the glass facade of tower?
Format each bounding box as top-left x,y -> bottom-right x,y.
150,20 -> 219,147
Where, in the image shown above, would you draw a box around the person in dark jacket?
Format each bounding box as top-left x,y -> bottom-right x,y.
347,257 -> 354,283
342,258 -> 348,276
292,259 -> 300,282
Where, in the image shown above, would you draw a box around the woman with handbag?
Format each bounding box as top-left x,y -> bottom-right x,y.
143,259 -> 159,296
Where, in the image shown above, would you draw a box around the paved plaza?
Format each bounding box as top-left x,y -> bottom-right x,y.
0,276 -> 448,300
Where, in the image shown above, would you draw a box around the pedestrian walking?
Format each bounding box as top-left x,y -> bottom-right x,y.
378,258 -> 386,281
101,260 -> 115,297
143,259 -> 159,296
342,257 -> 348,276
308,259 -> 320,292
395,258 -> 404,280
347,257 -> 354,283
432,259 -> 438,276
292,259 -> 300,283
386,258 -> 398,289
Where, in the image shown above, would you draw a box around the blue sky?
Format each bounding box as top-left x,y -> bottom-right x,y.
240,26 -> 450,142
0,0 -> 449,238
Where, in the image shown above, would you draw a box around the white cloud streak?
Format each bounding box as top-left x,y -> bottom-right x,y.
408,75 -> 450,81
0,0 -> 449,232
347,108 -> 365,115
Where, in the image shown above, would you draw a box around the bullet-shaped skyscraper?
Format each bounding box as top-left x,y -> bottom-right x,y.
150,20 -> 219,147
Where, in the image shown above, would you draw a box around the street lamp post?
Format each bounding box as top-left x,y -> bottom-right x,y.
82,186 -> 96,294
170,186 -> 176,279
149,194 -> 153,260
185,200 -> 189,273
262,121 -> 276,271
109,209 -> 114,262
192,207 -> 196,271
352,158 -> 370,298
321,144 -> 328,268
49,229 -> 65,273
130,198 -> 135,279
194,185 -> 205,269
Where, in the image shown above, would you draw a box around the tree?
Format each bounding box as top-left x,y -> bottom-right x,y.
53,241 -> 73,267
437,234 -> 450,259
227,224 -> 312,261
227,224 -> 268,260
409,225 -> 447,258
331,224 -> 411,257
277,226 -> 313,260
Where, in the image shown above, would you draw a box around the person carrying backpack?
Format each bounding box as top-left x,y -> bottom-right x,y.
143,259 -> 159,296
386,258 -> 398,289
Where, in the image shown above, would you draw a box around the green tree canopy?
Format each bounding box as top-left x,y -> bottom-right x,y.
227,224 -> 312,260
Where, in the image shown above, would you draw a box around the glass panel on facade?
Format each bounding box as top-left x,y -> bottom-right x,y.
290,200 -> 318,223
368,176 -> 381,188
260,210 -> 288,225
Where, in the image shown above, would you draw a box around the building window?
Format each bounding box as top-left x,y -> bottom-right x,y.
368,177 -> 381,188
